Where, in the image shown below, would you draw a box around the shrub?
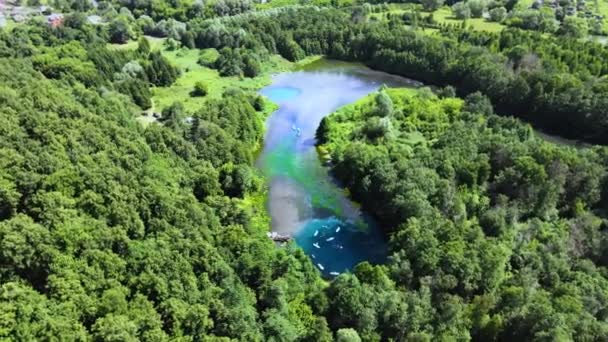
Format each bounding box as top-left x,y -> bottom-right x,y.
191,82 -> 208,97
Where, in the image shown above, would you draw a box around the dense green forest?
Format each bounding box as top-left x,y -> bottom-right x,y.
318,87 -> 608,339
0,22 -> 332,341
1,0 -> 608,340
180,7 -> 608,143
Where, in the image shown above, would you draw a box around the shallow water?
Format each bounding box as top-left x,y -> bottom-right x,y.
256,59 -> 420,276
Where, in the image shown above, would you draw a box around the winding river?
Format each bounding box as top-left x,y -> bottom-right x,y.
256,60 -> 420,276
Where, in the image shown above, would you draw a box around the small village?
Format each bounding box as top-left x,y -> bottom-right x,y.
0,0 -> 103,28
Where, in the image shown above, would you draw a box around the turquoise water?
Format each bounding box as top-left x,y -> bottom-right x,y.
264,86 -> 301,101
257,60 -> 419,276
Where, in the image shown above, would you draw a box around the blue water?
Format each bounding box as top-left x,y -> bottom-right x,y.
296,217 -> 387,275
257,60 -> 419,276
264,86 -> 301,102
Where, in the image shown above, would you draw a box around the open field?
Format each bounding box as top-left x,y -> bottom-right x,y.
369,4 -> 505,33
595,0 -> 608,31
111,35 -> 323,114
515,0 -> 535,10
153,49 -> 319,113
431,7 -> 505,32
107,36 -> 166,51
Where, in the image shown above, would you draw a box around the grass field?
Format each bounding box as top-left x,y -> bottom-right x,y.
152,49 -> 321,113
151,54 -> 272,113
319,87 -> 450,155
594,0 -> 608,32
107,36 -> 166,51
431,7 -> 505,32
369,4 -> 505,33
368,3 -> 419,19
515,0 -> 535,10
108,35 -> 317,114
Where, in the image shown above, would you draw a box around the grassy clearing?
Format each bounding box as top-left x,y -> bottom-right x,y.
241,189 -> 272,233
107,36 -> 166,51
320,86 -> 464,159
515,0 -> 535,10
152,59 -> 264,113
320,87 -> 419,149
106,32 -> 306,113
431,7 -> 505,32
368,3 -> 419,19
151,49 -> 316,113
109,33 -> 321,116
369,5 -> 505,33
595,0 -> 608,31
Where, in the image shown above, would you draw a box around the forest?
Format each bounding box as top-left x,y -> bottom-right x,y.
0,30 -> 337,341
180,7 -> 608,143
318,87 -> 608,340
0,0 -> 607,340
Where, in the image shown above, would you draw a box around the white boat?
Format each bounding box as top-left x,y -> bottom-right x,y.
335,227 -> 341,233
314,230 -> 318,237
329,272 -> 340,276
317,263 -> 324,270
326,237 -> 335,242
313,243 -> 320,248
312,254 -> 316,259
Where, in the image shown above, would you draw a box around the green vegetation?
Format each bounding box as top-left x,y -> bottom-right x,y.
192,81 -> 209,97
595,0 -> 608,31
318,87 -> 608,340
181,7 -> 608,143
2,0 -> 608,340
433,6 -> 505,32
108,36 -> 302,113
255,0 -> 354,10
116,35 -> 319,114
0,20 -> 332,341
151,48 -> 308,112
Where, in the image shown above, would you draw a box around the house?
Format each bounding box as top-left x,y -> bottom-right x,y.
47,13 -> 63,27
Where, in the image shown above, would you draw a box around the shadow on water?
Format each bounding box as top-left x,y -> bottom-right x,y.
256,59 -> 419,276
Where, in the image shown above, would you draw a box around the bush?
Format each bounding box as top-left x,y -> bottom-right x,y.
506,8 -> 559,33
488,6 -> 507,22
421,0 -> 445,11
243,55 -> 261,78
164,38 -> 180,51
464,91 -> 494,115
452,2 -> 472,19
198,49 -> 220,67
437,85 -> 457,98
559,16 -> 589,38
253,96 -> 265,111
191,81 -> 208,97
468,0 -> 487,18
